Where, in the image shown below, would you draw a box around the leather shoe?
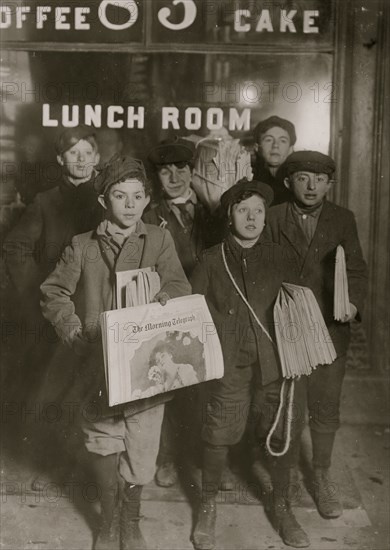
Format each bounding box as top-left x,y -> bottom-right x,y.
155,462 -> 178,487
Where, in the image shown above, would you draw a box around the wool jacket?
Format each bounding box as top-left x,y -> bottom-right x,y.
191,233 -> 299,386
262,200 -> 368,354
252,157 -> 292,206
4,174 -> 102,301
40,221 -> 192,417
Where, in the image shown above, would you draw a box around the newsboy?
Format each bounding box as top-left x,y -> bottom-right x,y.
145,137 -> 219,488
262,150 -> 368,521
252,115 -> 296,205
40,155 -> 191,549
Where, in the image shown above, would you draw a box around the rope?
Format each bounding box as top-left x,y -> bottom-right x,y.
265,379 -> 295,457
221,242 -> 294,457
221,243 -> 274,345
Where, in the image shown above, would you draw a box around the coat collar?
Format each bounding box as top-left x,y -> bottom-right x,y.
279,200 -> 334,272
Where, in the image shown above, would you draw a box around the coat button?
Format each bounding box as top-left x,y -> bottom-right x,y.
228,308 -> 234,315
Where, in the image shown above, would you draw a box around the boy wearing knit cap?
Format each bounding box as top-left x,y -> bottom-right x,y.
252,115 -> 296,205
40,155 -> 191,550
263,151 -> 368,530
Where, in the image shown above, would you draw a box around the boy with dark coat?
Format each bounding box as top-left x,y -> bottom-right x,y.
191,180 -> 308,549
262,151 -> 368,520
252,115 -> 296,205
40,156 -> 191,549
3,125 -> 102,488
5,125 -> 102,303
144,137 -> 218,487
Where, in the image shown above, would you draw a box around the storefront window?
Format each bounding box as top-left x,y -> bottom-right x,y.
1,50 -> 332,204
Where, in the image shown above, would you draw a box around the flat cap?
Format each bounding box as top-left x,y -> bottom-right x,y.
253,116 -> 297,145
94,154 -> 147,194
283,151 -> 336,176
220,178 -> 274,213
55,124 -> 97,155
148,137 -> 195,166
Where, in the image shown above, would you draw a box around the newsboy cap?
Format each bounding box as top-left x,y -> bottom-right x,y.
220,178 -> 274,213
283,151 -> 336,176
148,137 -> 195,166
93,154 -> 147,195
253,116 -> 297,145
55,125 -> 97,155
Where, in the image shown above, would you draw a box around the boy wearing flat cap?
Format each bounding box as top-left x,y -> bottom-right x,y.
263,151 -> 368,525
191,179 -> 308,550
252,115 -> 296,205
145,136 -> 214,277
145,137 -> 218,488
40,155 -> 191,549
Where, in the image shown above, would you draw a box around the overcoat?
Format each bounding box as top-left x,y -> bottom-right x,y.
252,157 -> 292,206
40,221 -> 192,417
190,233 -> 299,387
4,175 -> 102,302
3,174 -> 102,404
262,200 -> 368,355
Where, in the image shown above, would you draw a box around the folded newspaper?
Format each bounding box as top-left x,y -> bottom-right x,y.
116,268 -> 161,309
101,294 -> 224,406
274,283 -> 337,378
334,245 -> 351,320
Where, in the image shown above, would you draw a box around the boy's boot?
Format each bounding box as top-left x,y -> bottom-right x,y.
193,445 -> 228,550
311,431 -> 343,518
92,454 -> 120,550
120,483 -> 147,550
155,461 -> 178,487
270,467 -> 309,548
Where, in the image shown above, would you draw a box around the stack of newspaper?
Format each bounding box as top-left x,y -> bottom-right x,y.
116,268 -> 160,308
334,245 -> 351,320
274,283 -> 337,378
101,294 -> 224,406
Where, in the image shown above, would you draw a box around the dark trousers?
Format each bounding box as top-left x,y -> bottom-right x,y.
158,385 -> 203,467
304,355 -> 347,468
202,363 -> 306,470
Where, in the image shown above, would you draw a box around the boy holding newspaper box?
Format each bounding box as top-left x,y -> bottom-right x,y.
263,151 -> 368,520
40,155 -> 191,550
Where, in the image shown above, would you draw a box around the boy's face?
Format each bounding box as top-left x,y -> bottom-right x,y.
256,126 -> 293,168
99,179 -> 150,230
285,171 -> 332,207
157,162 -> 192,199
57,139 -> 100,185
230,194 -> 266,241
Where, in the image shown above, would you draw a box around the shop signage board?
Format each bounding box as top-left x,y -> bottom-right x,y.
1,0 -> 334,47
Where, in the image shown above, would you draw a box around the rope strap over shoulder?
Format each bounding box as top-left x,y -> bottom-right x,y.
221,242 -> 274,345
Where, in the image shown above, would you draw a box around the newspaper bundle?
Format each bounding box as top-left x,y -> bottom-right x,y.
116,268 -> 161,309
334,245 -> 351,320
274,283 -> 337,378
101,294 -> 224,406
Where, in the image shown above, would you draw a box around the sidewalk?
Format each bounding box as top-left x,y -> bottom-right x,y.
1,373 -> 389,550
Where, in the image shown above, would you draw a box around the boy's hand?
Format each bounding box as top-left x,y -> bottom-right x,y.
340,303 -> 358,323
71,332 -> 92,357
67,327 -> 98,357
153,291 -> 170,306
